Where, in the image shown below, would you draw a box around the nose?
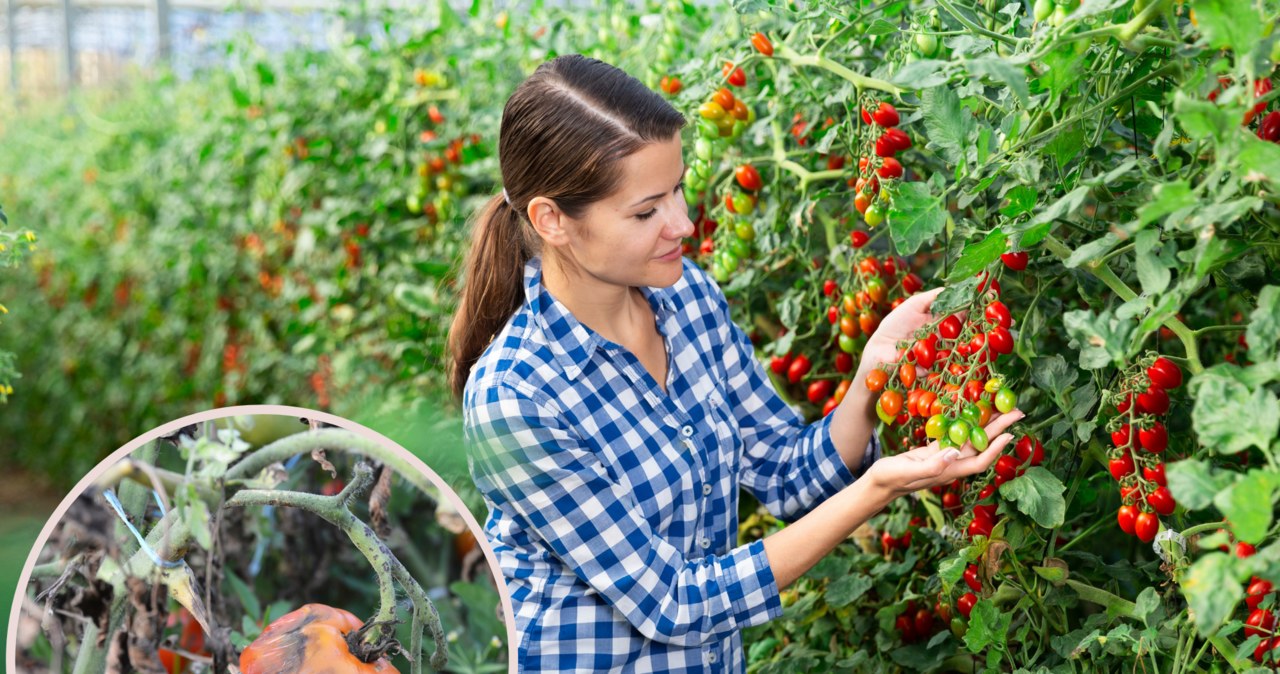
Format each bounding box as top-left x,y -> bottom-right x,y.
669,205 -> 695,241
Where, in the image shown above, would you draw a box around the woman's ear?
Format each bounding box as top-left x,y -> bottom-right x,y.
528,197 -> 571,247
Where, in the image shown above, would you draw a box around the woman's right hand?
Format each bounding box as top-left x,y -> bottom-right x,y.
864,410 -> 1025,501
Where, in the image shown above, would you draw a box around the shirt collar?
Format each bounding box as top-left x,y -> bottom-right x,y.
523,255 -> 677,381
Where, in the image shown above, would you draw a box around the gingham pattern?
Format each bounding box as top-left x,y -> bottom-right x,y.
463,255 -> 881,673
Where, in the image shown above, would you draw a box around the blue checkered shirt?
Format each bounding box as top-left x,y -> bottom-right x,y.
463,255 -> 881,673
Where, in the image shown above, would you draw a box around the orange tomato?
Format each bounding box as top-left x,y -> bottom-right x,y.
240,604 -> 400,674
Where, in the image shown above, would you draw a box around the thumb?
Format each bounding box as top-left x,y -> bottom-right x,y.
926,447 -> 962,477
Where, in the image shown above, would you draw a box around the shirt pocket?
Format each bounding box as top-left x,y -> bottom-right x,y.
689,371 -> 741,462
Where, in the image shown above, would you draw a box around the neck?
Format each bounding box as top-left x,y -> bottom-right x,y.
541,254 -> 646,342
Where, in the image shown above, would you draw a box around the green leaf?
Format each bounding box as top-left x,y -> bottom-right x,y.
1027,186 -> 1089,228
1174,92 -> 1243,145
1134,230 -> 1171,295
963,599 -> 1011,652
888,179 -> 948,256
1193,235 -> 1250,278
1189,0 -> 1266,55
1137,180 -> 1195,228
966,57 -> 1030,107
921,85 -> 976,166
946,229 -> 1008,282
1167,459 -> 1234,511
1191,369 -> 1280,454
1213,469 -> 1278,545
825,573 -> 874,608
224,569 -> 262,621
999,185 -> 1038,219
1181,552 -> 1243,636
999,466 -> 1067,528
931,276 -> 981,316
1064,233 -> 1121,269
1238,136 -> 1280,186
1247,286 -> 1280,362
1030,355 -> 1077,407
1045,126 -> 1085,170
864,18 -> 901,35
891,59 -> 951,89
1134,587 -> 1160,628
1064,309 -> 1135,370
178,483 -> 213,551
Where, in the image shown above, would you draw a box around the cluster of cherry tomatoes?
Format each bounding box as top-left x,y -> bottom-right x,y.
863,283 -> 1019,451
409,127 -> 482,224
1105,354 -> 1182,543
850,101 -> 912,229
893,597 -> 952,645
765,251 -> 923,416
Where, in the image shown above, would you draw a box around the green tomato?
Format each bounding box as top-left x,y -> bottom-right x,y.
684,182 -> 702,203
960,404 -> 981,426
731,192 -> 756,215
864,202 -> 885,228
406,193 -> 422,214
694,138 -> 713,162
719,250 -> 740,273
698,118 -> 720,139
712,263 -> 730,283
745,105 -> 757,125
969,426 -> 989,451
948,419 -> 972,446
994,387 -> 1017,414
657,45 -> 675,63
925,414 -> 946,439
915,33 -> 938,57
1052,4 -> 1069,26
984,378 -> 1003,394
728,237 -> 751,259
838,333 -> 857,354
939,431 -> 958,449
731,120 -> 748,139
734,220 -> 755,241
951,618 -> 968,639
1033,0 -> 1054,22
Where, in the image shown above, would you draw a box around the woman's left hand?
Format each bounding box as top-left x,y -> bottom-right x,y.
865,409 -> 1025,500
860,287 -> 945,373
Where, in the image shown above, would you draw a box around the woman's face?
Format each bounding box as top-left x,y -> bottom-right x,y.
543,133 -> 695,289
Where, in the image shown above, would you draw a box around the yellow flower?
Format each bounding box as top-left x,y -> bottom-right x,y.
23,230 -> 35,242
0,304 -> 7,313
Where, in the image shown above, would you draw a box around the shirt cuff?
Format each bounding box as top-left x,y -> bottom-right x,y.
809,412 -> 881,499
722,538 -> 784,629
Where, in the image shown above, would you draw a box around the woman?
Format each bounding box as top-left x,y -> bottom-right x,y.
448,54 -> 1022,672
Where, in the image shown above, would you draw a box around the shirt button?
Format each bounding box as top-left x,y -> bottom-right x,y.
707,651 -> 718,663
702,483 -> 713,495
681,425 -> 694,437
700,537 -> 711,549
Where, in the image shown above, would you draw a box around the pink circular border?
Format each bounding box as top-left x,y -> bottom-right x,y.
5,404 -> 517,673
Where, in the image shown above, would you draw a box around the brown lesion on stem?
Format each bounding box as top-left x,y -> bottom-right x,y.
223,461 -> 449,673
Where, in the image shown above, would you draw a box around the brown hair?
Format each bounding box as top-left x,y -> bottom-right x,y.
447,54 -> 686,402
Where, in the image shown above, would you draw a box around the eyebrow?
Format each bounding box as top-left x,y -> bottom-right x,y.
629,166 -> 686,208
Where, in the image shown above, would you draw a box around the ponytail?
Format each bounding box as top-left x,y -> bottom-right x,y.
448,193 -> 535,402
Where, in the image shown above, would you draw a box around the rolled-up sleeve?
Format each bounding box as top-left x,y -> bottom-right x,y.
704,275 -> 881,522
466,381 -> 784,646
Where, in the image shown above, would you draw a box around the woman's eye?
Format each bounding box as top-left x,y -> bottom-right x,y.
635,181 -> 685,220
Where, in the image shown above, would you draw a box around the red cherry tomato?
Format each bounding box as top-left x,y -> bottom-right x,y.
984,301 -> 1012,329
735,164 -> 763,191
1139,422 -> 1168,453
1248,578 -> 1275,610
1000,251 -> 1028,270
872,102 -> 901,127
1147,357 -> 1183,389
1014,435 -> 1044,466
964,564 -> 982,592
1111,424 -> 1131,448
750,32 -> 774,57
877,157 -> 904,179
787,355 -> 812,384
1109,453 -> 1135,481
1117,505 -> 1138,534
850,230 -> 870,248
1136,385 -> 1170,415
1142,463 -> 1167,486
1134,512 -> 1159,543
987,327 -> 1014,355
1146,486 -> 1177,516
957,592 -> 978,619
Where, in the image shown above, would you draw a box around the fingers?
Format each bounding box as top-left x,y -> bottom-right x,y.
950,430 -> 1015,475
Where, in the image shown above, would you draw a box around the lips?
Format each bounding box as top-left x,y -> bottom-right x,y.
657,247 -> 682,259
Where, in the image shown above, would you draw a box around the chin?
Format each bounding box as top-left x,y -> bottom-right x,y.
646,258 -> 685,288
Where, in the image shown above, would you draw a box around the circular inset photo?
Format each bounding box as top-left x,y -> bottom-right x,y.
10,407 -> 512,674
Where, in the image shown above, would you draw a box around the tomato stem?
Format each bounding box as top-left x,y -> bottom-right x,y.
775,45 -> 902,96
